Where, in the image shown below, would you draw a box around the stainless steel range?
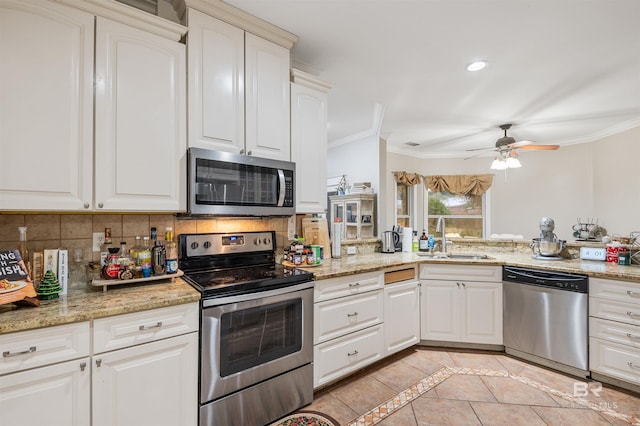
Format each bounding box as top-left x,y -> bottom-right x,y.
179,231 -> 314,426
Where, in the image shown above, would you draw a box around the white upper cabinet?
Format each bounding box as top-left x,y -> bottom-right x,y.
185,6 -> 293,161
186,8 -> 244,153
291,69 -> 331,213
0,0 -> 94,210
0,0 -> 187,212
245,33 -> 291,160
94,17 -> 186,211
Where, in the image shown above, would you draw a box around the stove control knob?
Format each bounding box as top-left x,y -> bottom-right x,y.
254,238 -> 261,246
190,242 -> 199,250
203,241 -> 211,249
263,237 -> 271,246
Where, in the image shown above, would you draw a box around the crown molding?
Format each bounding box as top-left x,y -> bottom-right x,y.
328,103 -> 385,149
291,69 -> 332,93
173,0 -> 297,49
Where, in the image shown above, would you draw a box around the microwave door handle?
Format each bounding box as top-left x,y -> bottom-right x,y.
277,169 -> 286,206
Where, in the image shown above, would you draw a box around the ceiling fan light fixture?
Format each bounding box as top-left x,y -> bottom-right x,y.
466,60 -> 487,71
490,157 -> 508,170
505,156 -> 522,168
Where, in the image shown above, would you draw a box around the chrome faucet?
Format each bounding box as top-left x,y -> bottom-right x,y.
436,216 -> 447,255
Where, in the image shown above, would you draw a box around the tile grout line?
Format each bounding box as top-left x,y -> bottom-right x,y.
346,367 -> 639,426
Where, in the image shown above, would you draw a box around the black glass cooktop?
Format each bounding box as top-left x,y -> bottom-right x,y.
182,263 -> 313,298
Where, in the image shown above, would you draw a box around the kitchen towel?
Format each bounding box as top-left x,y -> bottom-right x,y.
402,227 -> 413,252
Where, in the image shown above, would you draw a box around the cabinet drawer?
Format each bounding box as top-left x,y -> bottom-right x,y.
313,324 -> 384,388
314,271 -> 383,302
590,278 -> 640,306
590,317 -> 640,349
0,322 -> 90,375
419,264 -> 501,282
93,302 -> 198,354
590,297 -> 640,327
314,290 -> 383,344
590,337 -> 640,385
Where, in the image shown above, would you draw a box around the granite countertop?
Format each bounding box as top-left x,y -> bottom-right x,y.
310,251 -> 640,282
0,277 -> 200,335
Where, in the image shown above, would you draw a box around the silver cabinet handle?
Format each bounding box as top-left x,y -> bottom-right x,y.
349,282 -> 360,287
98,202 -> 103,208
628,362 -> 640,369
84,203 -> 90,209
139,321 -> 162,331
240,149 -> 244,154
461,282 -> 466,287
347,312 -> 358,317
347,350 -> 359,357
247,150 -> 252,155
95,359 -> 102,367
3,346 -> 36,357
626,333 -> 640,340
627,291 -> 640,297
80,362 -> 87,371
627,312 -> 640,319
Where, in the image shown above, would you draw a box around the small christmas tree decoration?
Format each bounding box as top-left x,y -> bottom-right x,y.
37,270 -> 62,300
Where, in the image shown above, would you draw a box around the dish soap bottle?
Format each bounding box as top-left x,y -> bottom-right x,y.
419,229 -> 429,252
412,231 -> 419,252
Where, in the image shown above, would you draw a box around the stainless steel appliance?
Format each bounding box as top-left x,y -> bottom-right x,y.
381,231 -> 396,253
503,266 -> 589,377
530,216 -> 565,260
179,231 -> 314,426
187,147 -> 295,216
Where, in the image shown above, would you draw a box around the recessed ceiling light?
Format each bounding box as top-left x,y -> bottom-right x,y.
466,61 -> 487,72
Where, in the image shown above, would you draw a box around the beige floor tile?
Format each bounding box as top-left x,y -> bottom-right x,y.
532,406 -> 613,425
448,351 -> 507,371
412,397 -> 481,425
305,391 -> 358,425
434,375 -> 497,403
377,404 -> 417,426
372,358 -> 432,392
331,375 -> 398,415
518,362 -> 588,396
470,401 -> 547,426
480,376 -> 559,406
494,354 -> 530,375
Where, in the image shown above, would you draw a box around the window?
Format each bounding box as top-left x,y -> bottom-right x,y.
426,190 -> 486,238
396,182 -> 412,228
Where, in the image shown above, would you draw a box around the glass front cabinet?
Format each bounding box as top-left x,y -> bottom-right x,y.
329,194 -> 375,239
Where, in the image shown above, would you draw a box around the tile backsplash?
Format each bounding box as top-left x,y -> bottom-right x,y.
0,214 -> 289,263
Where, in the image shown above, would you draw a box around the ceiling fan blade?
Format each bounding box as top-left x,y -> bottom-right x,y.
518,144 -> 560,151
463,151 -> 488,160
507,140 -> 534,148
466,146 -> 497,152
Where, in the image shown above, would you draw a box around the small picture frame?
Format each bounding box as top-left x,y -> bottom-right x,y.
361,215 -> 371,223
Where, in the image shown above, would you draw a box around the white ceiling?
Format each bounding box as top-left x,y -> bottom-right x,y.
224,0 -> 640,158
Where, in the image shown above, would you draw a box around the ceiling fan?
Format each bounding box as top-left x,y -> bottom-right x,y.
466,124 -> 560,169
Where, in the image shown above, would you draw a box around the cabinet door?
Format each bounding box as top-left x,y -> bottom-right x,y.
291,82 -> 328,213
245,33 -> 290,161
94,17 -> 186,211
186,8 -> 244,153
461,281 -> 503,344
92,333 -> 197,426
0,357 -> 90,426
0,0 -> 93,210
420,280 -> 459,341
384,281 -> 420,355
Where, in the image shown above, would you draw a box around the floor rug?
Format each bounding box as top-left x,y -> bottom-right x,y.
273,410 -> 340,426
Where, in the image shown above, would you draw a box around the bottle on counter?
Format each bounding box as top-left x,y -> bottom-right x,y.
412,231 -> 419,252
17,226 -> 31,278
165,240 -> 178,274
138,236 -> 152,278
152,239 -> 166,275
100,227 -> 113,268
419,229 -> 429,252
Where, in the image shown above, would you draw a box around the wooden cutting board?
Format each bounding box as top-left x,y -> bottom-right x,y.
301,217 -> 330,251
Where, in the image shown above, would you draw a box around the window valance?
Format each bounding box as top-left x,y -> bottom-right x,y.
424,174 -> 493,196
393,171 -> 422,186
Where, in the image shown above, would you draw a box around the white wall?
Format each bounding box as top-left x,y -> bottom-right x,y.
384,126 -> 640,240
327,134 -> 380,193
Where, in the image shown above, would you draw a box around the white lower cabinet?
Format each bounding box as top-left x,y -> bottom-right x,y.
420,265 -> 502,345
0,303 -> 198,426
92,333 -> 197,426
589,278 -> 640,389
313,272 -> 384,388
384,280 -> 420,355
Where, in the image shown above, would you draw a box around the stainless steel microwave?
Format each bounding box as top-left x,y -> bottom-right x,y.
187,148 -> 295,216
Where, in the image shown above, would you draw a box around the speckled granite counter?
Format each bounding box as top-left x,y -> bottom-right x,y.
0,277 -> 200,335
310,251 -> 640,283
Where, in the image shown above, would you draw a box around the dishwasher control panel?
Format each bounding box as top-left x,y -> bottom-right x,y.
503,266 -> 588,293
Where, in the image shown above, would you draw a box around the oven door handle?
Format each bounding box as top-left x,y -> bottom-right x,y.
202,281 -> 314,308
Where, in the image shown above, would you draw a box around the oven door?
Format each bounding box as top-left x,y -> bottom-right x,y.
200,282 -> 313,403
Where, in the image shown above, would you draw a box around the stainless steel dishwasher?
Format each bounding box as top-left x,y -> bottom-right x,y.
503,266 -> 589,377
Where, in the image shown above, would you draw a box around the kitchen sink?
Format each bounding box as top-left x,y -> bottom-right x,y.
416,253 -> 494,260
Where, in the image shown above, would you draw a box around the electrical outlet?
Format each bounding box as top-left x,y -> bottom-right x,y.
92,232 -> 105,252
347,246 -> 357,255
